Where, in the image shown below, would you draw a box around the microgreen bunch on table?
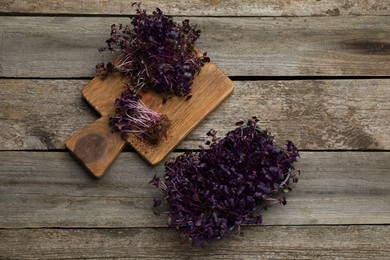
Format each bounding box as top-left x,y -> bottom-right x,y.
151,118 -> 300,245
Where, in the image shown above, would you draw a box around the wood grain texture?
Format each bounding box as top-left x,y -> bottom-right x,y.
0,151 -> 388,228
0,0 -> 389,16
64,116 -> 127,178
1,79 -> 389,150
0,226 -> 389,259
1,16 -> 390,77
82,72 -> 127,116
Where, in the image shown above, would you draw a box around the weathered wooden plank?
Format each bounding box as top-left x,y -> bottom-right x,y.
0,226 -> 389,259
0,0 -> 389,16
1,16 -> 389,77
0,151 -> 389,228
1,79 -> 389,150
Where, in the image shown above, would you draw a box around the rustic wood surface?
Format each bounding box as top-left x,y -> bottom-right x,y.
1,79 -> 389,150
0,151 -> 389,228
1,226 -> 389,259
0,1 -> 389,259
1,0 -> 389,16
1,16 -> 390,77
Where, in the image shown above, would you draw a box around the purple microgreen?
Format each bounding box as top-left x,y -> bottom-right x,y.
151,118 -> 300,245
162,97 -> 167,105
109,90 -> 170,145
153,199 -> 162,208
97,4 -> 209,96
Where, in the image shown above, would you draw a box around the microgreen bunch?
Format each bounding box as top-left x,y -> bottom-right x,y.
109,89 -> 170,144
150,118 -> 300,245
97,4 -> 210,96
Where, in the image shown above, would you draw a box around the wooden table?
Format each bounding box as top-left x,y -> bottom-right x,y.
1,1 -> 389,259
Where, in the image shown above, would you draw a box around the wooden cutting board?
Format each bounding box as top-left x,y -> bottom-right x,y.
64,61 -> 234,178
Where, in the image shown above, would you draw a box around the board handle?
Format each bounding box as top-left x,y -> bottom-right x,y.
64,116 -> 126,178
